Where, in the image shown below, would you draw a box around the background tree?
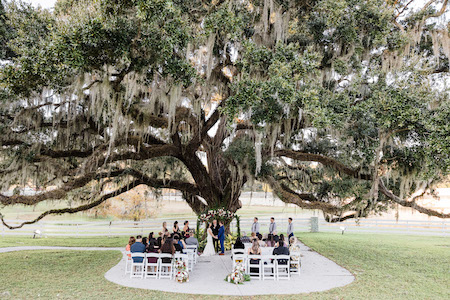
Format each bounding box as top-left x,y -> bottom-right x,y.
0,0 -> 449,229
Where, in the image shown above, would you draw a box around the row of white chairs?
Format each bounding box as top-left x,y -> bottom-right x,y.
125,245 -> 198,279
231,251 -> 301,280
127,252 -> 190,279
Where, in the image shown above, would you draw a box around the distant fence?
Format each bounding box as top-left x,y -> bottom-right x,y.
1,217 -> 448,237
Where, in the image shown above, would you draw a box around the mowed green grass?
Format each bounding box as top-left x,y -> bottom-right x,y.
0,236 -> 128,248
0,233 -> 449,300
298,233 -> 450,300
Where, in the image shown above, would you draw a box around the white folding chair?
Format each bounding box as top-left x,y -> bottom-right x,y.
290,251 -> 301,275
247,255 -> 262,280
232,254 -> 247,271
125,251 -> 132,274
275,255 -> 290,280
173,253 -> 189,277
232,249 -> 245,256
158,254 -> 173,279
145,253 -> 159,279
186,245 -> 198,263
182,249 -> 195,271
262,255 -> 277,280
130,253 -> 146,278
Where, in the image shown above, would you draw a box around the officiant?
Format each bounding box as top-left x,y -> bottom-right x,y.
212,219 -> 220,253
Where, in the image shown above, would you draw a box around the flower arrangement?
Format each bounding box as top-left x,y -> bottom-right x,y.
225,263 -> 250,285
174,260 -> 189,283
224,233 -> 237,251
198,208 -> 235,223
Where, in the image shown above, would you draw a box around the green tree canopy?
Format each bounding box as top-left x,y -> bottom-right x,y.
0,0 -> 449,228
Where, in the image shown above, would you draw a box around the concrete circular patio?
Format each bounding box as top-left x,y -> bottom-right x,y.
0,242 -> 354,296
106,242 -> 354,296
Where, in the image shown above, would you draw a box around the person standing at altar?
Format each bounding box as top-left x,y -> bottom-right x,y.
218,220 -> 225,255
212,219 -> 220,253
287,217 -> 294,241
182,220 -> 190,239
251,217 -> 260,235
269,217 -> 277,235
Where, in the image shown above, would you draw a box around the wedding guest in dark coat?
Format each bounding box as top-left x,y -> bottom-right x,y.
130,235 -> 146,263
273,238 -> 290,265
173,236 -> 183,252
159,239 -> 175,263
148,232 -> 157,245
233,237 -> 245,250
146,240 -> 159,264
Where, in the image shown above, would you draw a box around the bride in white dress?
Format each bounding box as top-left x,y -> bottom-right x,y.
202,223 -> 216,256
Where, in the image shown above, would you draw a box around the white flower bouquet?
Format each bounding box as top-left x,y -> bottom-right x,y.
174,260 -> 189,283
225,263 -> 250,285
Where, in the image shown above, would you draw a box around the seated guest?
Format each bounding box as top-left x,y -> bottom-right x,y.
146,240 -> 159,271
233,237 -> 245,250
266,234 -> 275,247
278,234 -> 288,247
248,240 -> 262,274
148,232 -> 157,244
240,235 -> 251,243
250,232 -> 257,241
125,236 -> 135,257
156,235 -> 163,248
274,235 -> 280,244
142,237 -> 148,248
272,237 -> 290,265
159,239 -> 175,264
179,236 -> 187,249
289,236 -> 301,270
130,235 -> 146,262
185,232 -> 199,248
173,236 -> 183,252
289,236 -> 301,253
232,237 -> 245,263
257,233 -> 265,247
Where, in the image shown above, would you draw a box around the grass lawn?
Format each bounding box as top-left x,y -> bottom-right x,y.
0,233 -> 449,299
0,236 -> 128,248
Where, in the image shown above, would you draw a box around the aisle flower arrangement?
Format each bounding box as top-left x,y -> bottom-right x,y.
225,263 -> 250,285
174,260 -> 189,283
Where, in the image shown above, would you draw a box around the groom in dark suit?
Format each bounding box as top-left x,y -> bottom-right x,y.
212,219 -> 219,253
218,221 -> 225,255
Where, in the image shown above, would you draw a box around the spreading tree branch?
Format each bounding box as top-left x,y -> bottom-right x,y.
265,176 -> 339,212
378,180 -> 450,219
0,169 -> 130,206
0,179 -> 142,229
275,149 -> 372,180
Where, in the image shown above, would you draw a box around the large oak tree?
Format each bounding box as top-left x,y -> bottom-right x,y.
0,0 -> 449,229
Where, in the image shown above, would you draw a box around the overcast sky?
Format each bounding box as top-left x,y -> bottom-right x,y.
26,0 -> 57,9
22,0 -> 449,24
27,0 -> 435,9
